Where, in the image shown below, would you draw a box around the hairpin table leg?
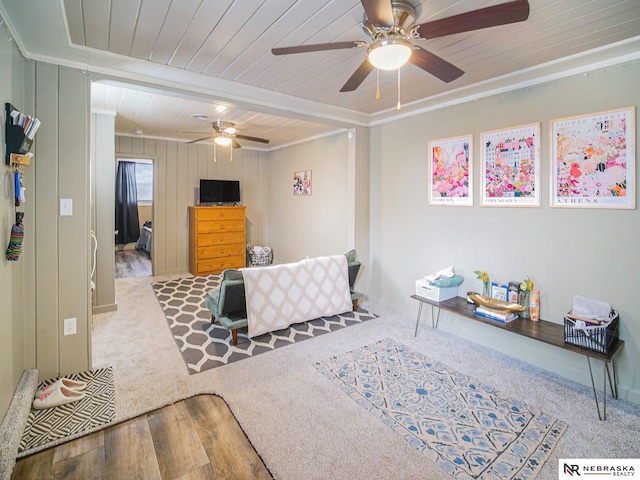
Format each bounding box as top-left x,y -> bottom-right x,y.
587,356 -> 614,421
586,356 -> 602,420
431,305 -> 441,329
414,302 -> 424,337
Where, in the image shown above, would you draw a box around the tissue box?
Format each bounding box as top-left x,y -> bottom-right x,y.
563,310 -> 619,354
415,279 -> 458,302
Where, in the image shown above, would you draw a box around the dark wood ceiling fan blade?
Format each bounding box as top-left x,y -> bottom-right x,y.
409,47 -> 464,83
416,0 -> 530,39
186,135 -> 213,144
340,60 -> 375,92
272,41 -> 363,55
361,0 -> 394,28
236,134 -> 270,144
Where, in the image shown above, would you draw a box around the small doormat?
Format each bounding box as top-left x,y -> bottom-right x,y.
18,367 -> 115,457
152,275 -> 377,374
316,338 -> 567,480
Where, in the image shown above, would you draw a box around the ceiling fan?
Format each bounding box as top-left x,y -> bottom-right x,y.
271,0 -> 530,92
186,120 -> 270,149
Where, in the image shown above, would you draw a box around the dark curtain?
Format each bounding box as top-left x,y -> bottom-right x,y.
115,161 -> 140,245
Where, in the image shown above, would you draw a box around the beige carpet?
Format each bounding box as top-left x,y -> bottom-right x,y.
92,273 -> 640,480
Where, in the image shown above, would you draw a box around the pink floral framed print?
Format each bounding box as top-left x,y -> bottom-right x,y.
551,107 -> 635,209
293,170 -> 312,196
428,134 -> 473,206
481,123 -> 540,207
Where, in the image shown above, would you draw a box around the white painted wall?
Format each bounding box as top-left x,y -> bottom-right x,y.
267,134 -> 349,264
368,62 -> 640,403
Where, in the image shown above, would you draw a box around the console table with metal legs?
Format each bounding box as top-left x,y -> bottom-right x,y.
412,294 -> 624,421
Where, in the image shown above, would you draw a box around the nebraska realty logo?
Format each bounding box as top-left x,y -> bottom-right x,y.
560,459 -> 638,478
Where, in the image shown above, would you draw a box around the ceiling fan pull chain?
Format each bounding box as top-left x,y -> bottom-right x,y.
230,145 -> 233,162
397,68 -> 402,111
213,143 -> 217,163
376,68 -> 380,100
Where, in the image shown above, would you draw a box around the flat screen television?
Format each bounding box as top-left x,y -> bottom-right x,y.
199,179 -> 240,205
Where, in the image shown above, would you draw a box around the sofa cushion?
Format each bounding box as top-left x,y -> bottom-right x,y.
223,268 -> 243,281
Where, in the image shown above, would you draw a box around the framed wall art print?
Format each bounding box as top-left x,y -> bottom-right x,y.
551,107 -> 635,209
428,134 -> 473,206
293,170 -> 312,196
480,123 -> 540,207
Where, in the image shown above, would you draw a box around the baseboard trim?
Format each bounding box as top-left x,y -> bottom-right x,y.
0,369 -> 38,480
92,303 -> 118,314
617,384 -> 640,405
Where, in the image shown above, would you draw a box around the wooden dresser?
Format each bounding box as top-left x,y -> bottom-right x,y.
188,206 -> 246,276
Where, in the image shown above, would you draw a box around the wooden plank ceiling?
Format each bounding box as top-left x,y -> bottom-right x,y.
13,0 -> 640,148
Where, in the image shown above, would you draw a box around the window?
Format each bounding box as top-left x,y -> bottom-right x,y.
118,158 -> 153,204
135,162 -> 153,204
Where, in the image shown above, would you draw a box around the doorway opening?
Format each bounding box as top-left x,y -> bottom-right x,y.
115,157 -> 154,278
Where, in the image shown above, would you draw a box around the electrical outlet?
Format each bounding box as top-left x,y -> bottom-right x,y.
63,317 -> 76,336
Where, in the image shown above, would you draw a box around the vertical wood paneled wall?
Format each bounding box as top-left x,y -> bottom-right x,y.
0,22 -> 26,418
115,137 -> 268,275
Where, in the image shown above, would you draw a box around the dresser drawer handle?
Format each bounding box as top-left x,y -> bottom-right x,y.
219,236 -> 224,241
219,225 -> 225,230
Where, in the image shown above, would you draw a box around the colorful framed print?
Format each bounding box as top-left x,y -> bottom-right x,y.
428,134 -> 473,206
551,107 -> 635,209
293,170 -> 312,196
481,123 -> 540,207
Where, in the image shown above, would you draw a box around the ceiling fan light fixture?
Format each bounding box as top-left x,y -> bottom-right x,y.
367,38 -> 412,71
214,135 -> 232,147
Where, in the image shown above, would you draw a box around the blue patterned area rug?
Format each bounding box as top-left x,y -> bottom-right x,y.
316,338 -> 567,480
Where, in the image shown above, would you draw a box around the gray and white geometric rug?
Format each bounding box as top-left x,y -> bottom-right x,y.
18,367 -> 115,457
152,275 -> 377,375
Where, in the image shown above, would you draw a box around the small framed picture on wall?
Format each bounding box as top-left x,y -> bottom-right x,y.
550,107 -> 635,209
293,170 -> 312,196
427,134 -> 473,206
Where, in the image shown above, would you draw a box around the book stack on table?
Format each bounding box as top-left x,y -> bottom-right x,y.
474,306 -> 518,323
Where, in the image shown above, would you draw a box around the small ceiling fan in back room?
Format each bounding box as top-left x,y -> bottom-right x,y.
272,0 -> 530,108
186,120 -> 270,149
186,120 -> 270,161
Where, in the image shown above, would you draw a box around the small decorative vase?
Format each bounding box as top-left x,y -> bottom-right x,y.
519,290 -> 531,319
483,283 -> 490,297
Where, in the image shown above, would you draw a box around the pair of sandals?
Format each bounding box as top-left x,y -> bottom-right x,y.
32,378 -> 87,410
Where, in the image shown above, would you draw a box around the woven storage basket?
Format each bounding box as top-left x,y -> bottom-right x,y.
563,310 -> 619,354
249,248 -> 272,266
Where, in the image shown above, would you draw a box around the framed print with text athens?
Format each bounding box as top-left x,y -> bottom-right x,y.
428,134 -> 473,206
481,123 -> 540,207
551,107 -> 635,209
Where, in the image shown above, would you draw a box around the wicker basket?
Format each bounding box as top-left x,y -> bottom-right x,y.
563,310 -> 619,354
248,246 -> 273,266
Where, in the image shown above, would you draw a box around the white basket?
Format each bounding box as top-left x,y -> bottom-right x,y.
415,279 -> 458,302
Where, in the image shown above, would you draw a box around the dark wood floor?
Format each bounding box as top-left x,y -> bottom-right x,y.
115,248 -> 152,278
11,395 -> 272,480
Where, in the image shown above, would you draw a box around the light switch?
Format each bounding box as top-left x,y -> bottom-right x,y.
60,198 -> 73,216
